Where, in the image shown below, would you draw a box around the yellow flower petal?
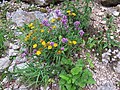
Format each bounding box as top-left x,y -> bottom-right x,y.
67,10 -> 71,13
51,18 -> 56,23
52,26 -> 56,29
36,50 -> 41,55
48,45 -> 52,49
41,41 -> 46,46
41,29 -> 44,33
53,43 -> 58,47
33,44 -> 37,48
72,41 -> 77,45
72,13 -> 76,16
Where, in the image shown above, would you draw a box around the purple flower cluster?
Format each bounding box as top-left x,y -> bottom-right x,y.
50,42 -> 54,46
74,21 -> 80,27
79,30 -> 85,37
42,19 -> 50,27
61,15 -> 68,26
55,10 -> 62,17
61,47 -> 64,51
62,38 -> 68,43
21,49 -> 28,58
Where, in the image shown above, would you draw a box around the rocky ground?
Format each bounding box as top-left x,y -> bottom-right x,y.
0,0 -> 120,90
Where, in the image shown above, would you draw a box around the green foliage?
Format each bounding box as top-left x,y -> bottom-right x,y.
59,58 -> 95,90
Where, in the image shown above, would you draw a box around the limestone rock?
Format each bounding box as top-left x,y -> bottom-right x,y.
0,57 -> 11,71
101,0 -> 120,7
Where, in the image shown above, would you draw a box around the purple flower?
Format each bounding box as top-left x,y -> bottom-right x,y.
63,15 -> 67,19
79,30 -> 85,37
74,21 -> 80,27
42,19 -> 50,27
33,49 -> 37,53
61,19 -> 68,26
55,10 -> 62,17
62,38 -> 68,43
61,47 -> 64,51
21,53 -> 26,58
50,42 -> 54,46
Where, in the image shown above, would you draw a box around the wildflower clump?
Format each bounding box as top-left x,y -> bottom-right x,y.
17,0 -> 95,89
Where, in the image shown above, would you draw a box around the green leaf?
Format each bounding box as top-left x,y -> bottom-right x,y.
76,59 -> 84,67
87,77 -> 96,84
61,58 -> 73,65
71,67 -> 82,75
59,79 -> 66,85
78,82 -> 86,88
59,74 -> 69,81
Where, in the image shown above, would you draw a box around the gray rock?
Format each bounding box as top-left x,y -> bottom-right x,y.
8,49 -> 18,56
9,43 -> 20,50
101,0 -> 120,7
97,83 -> 117,90
6,9 -> 46,27
113,61 -> 120,73
16,63 -> 28,69
112,11 -> 119,17
0,57 -> 11,71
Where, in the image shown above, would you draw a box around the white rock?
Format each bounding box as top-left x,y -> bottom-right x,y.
19,85 -> 28,90
112,11 -> 119,17
9,49 -> 18,56
113,61 -> 120,73
101,21 -> 106,24
16,63 -> 28,69
9,43 -> 19,50
97,12 -> 104,16
0,57 -> 10,71
116,52 -> 120,59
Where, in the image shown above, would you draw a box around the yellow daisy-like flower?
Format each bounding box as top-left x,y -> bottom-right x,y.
51,18 -> 56,23
57,50 -> 61,54
53,43 -> 58,47
41,41 -> 46,46
28,23 -> 33,27
48,45 -> 52,49
67,10 -> 71,13
40,29 -> 44,33
30,26 -> 35,29
72,13 -> 76,16
72,41 -> 77,45
52,25 -> 56,29
33,44 -> 37,48
36,50 -> 41,55
47,42 -> 50,45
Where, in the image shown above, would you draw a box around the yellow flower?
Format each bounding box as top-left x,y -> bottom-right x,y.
28,23 -> 33,27
40,39 -> 43,43
72,13 -> 76,16
68,40 -> 72,44
67,10 -> 71,13
51,18 -> 56,23
52,25 -> 56,29
47,42 -> 50,45
33,44 -> 37,48
53,43 -> 58,47
36,50 -> 41,55
57,50 -> 61,54
48,45 -> 52,49
25,37 -> 29,41
41,41 -> 46,46
30,26 -> 35,29
32,37 -> 37,40
40,29 -> 44,33
72,41 -> 77,45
